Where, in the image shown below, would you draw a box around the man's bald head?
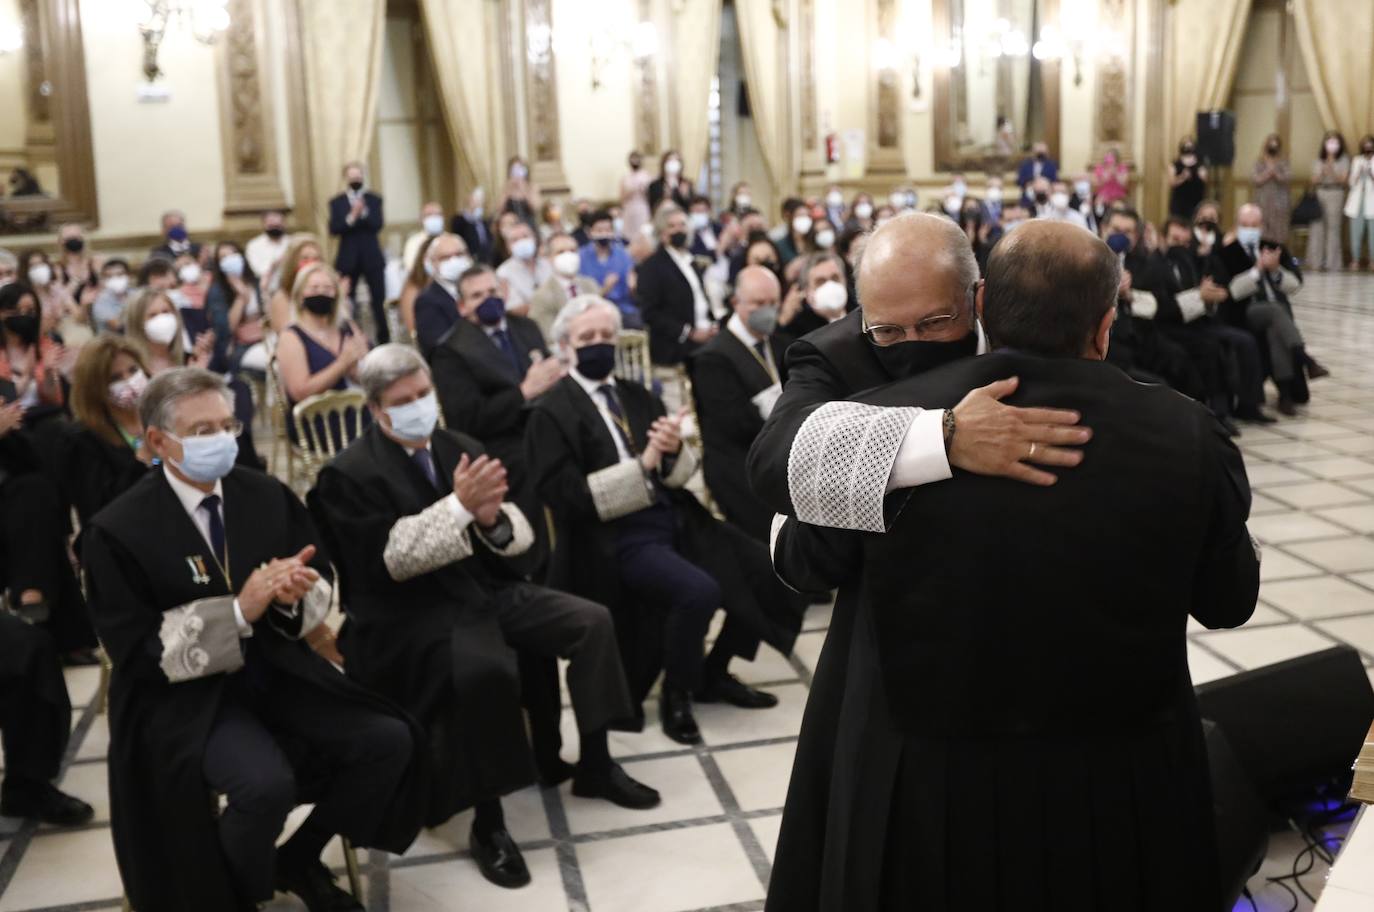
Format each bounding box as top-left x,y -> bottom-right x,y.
981,221 -> 1119,359
1236,203 -> 1263,229
733,264 -> 782,335
857,211 -> 979,337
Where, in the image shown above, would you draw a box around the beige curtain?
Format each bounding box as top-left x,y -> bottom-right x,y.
1292,0 -> 1374,144
1165,0 -> 1253,148
299,0 -> 387,239
419,0 -> 501,199
671,1 -> 723,179
735,0 -> 787,199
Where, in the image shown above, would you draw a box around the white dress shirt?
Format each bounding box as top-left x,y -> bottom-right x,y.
571,369 -> 635,464
244,233 -> 288,281
666,245 -> 712,333
163,470 -> 253,637
344,187 -> 369,225
496,257 -> 553,312
725,313 -> 778,379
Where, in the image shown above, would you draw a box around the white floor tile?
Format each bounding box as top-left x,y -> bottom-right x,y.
713,741 -> 797,812
576,822 -> 765,912
1246,463 -> 1317,487
792,631 -> 826,675
1291,456 -> 1374,481
390,848 -> 567,912
62,666 -> 104,710
1283,536 -> 1374,574
1247,511 -> 1352,544
562,753 -> 722,835
1261,575 -> 1374,620
1316,503 -> 1374,534
732,643 -> 802,685
1186,642 -> 1240,684
697,683 -> 809,747
401,785 -> 552,860
0,829 -> 123,911
1194,623 -> 1337,670
1258,548 -> 1324,582
1263,481 -> 1369,510
1314,614 -> 1374,658
749,812 -> 783,863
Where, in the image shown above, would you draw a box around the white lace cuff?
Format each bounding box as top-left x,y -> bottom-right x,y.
384,497 -> 476,581
662,443 -> 698,489
158,596 -> 245,683
589,460 -> 654,521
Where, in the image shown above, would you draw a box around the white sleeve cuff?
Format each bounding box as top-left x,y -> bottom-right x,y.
445,492 -> 475,531
233,599 -> 253,638
885,408 -> 953,493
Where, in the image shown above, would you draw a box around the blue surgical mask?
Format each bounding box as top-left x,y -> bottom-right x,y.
475,295 -> 506,326
1237,227 -> 1262,249
385,392 -> 439,442
168,432 -> 239,484
423,214 -> 445,236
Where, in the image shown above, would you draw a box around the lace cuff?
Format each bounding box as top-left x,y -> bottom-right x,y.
158,596 -> 245,683
384,497 -> 475,581
661,442 -> 698,489
588,460 -> 654,521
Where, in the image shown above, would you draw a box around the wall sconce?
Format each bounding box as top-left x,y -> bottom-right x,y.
0,21 -> 22,54
589,22 -> 658,91
139,0 -> 231,82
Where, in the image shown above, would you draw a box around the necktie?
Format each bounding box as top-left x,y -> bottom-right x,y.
569,282 -> 580,300
597,383 -> 636,454
490,328 -> 522,379
412,447 -> 440,490
200,494 -> 226,570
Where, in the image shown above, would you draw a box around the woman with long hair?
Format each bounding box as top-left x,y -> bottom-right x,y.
269,235 -> 326,333
64,335 -> 152,527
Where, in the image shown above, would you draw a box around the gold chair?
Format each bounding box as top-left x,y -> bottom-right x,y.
291,390 -> 368,488
265,355 -> 296,486
674,367 -> 726,522
614,329 -> 653,389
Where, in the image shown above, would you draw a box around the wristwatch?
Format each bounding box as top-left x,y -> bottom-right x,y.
942,409 -> 957,454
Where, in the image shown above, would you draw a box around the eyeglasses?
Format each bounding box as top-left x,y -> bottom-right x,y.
178,420 -> 244,438
861,285 -> 978,346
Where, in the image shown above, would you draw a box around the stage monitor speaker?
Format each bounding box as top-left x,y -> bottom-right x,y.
1195,645 -> 1374,800
1196,110 -> 1236,167
1203,719 -> 1269,907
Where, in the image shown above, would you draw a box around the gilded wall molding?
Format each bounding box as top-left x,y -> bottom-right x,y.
1094,0 -> 1133,152
634,0 -> 662,156
867,0 -> 904,174
520,0 -> 569,191
798,0 -> 821,173
216,0 -> 286,216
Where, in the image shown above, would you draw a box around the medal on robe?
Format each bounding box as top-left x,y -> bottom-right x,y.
186,555 -> 211,585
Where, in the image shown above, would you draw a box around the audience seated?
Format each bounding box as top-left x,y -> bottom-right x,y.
636,203 -> 718,367
91,258 -> 133,333
398,233 -> 439,343
1,283 -> 66,412
578,209 -> 640,327
403,200 -> 447,274
205,240 -> 266,373
148,209 -> 202,262
64,336 -> 152,528
309,344 -> 659,890
125,287 -> 212,374
687,195 -> 722,259
778,251 -> 851,343
244,210 -> 289,283
494,221 -> 549,317
412,233 -> 473,357
526,296 -> 804,744
170,250 -> 209,311
530,232 -> 598,339
269,235 -> 325,333
776,202 -> 815,267
451,188 -> 495,265
20,250 -> 76,339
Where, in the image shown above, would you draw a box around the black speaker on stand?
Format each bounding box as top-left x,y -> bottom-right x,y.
1203,719 -> 1269,907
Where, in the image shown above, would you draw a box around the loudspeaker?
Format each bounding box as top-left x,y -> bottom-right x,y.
1203,719 -> 1269,907
1195,645 -> 1374,799
1195,110 -> 1237,167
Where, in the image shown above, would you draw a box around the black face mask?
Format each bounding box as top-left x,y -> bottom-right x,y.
669,231 -> 689,249
593,236 -> 612,248
302,295 -> 335,316
1181,145 -> 1195,155
2,313 -> 40,346
348,180 -> 364,192
871,330 -> 978,380
63,237 -> 84,254
1034,191 -> 1049,205
1267,144 -> 1280,154
265,227 -> 285,240
575,342 -> 616,380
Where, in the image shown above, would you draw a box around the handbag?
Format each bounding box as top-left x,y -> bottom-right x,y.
1291,191 -> 1322,226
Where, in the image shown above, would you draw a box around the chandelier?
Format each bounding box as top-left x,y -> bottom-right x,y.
139,0 -> 231,82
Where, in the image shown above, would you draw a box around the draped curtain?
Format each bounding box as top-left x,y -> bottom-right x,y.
735,1 -> 787,199
299,0 -> 387,240
1292,0 -> 1374,145
420,0 -> 501,198
1165,0 -> 1253,150
671,0 -> 723,180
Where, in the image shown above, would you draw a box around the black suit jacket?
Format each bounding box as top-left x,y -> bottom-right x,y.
1216,240 -> 1303,326
451,213 -> 495,265
635,245 -> 707,366
329,191 -> 385,274
688,329 -> 789,540
413,281 -> 458,358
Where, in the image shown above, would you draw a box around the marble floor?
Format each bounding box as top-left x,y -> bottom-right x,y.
3,272 -> 1374,911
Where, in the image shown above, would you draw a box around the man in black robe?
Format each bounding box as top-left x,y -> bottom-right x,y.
688,265 -> 790,542
745,212 -> 1093,912
800,221 -> 1258,909
0,613 -> 93,825
82,368 -> 424,912
309,344 -> 658,891
526,297 -> 804,745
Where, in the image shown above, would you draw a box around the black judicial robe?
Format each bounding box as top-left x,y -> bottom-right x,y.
687,328 -> 790,542
784,352 -> 1258,911
82,467 -> 426,912
526,376 -> 803,702
60,424 -> 149,529
0,612 -> 71,784
308,425 -> 537,825
744,309 -> 893,912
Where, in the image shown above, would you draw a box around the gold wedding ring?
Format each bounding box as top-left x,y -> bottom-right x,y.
1028,442 -> 1038,460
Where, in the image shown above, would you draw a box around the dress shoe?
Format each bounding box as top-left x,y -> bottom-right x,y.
469,824 -> 531,888
1307,359 -> 1330,380
275,860 -> 361,912
696,672 -> 780,709
1277,395 -> 1298,417
535,757 -> 575,788
1235,406 -> 1277,424
572,762 -> 662,809
0,781 -> 94,826
659,688 -> 703,745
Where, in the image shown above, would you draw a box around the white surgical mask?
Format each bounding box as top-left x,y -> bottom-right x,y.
854,202 -> 873,220
510,162 -> 529,180
144,312 -> 180,346
985,187 -> 1002,204
943,197 -> 962,216
889,191 -> 907,209
178,263 -> 202,285
105,274 -> 130,295
664,159 -> 682,177
812,279 -> 848,315
734,193 -> 752,210
385,392 -> 439,442
612,217 -> 625,236
826,191 -> 844,208
437,255 -> 471,282
1074,181 -> 1091,198
952,180 -> 967,198
1193,227 -> 1216,247
814,229 -> 835,249
27,264 -> 51,287
167,432 -> 239,484
423,214 -> 445,236
1050,192 -> 1070,210
792,215 -> 813,235
109,370 -> 148,409
553,250 -> 581,277
218,253 -> 245,277
1325,140 -> 1341,155
690,212 -> 710,231
511,237 -> 537,260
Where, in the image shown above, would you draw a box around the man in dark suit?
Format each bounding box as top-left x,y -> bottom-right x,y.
688,265 -> 788,542
777,221 -> 1258,910
412,232 -> 471,358
328,161 -> 389,343
634,202 -> 718,367
526,297 -> 803,745
450,188 -> 495,265
1015,140 -> 1059,190
745,212 -> 1092,912
310,345 -> 658,889
81,368 -> 423,912
148,209 -> 202,263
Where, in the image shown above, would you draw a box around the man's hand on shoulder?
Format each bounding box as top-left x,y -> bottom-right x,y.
947,377 -> 1092,486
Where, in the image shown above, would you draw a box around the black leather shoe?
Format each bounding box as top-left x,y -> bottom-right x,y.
659,688 -> 703,745
469,824 -> 531,889
1278,395 -> 1298,417
572,762 -> 662,809
275,860 -> 362,912
1235,406 -> 1277,424
607,710 -> 646,733
1307,359 -> 1330,380
696,673 -> 780,709
536,757 -> 575,788
0,781 -> 94,827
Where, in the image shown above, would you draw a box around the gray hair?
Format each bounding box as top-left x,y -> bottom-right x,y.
798,251 -> 847,291
0,248 -> 15,270
359,343 -> 430,403
551,294 -> 622,346
139,367 -> 234,431
652,202 -> 684,235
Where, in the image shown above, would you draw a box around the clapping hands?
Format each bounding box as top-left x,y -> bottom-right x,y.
452,453 -> 508,527
239,545 -> 321,623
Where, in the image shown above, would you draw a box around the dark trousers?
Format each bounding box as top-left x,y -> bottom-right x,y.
1199,320 -> 1264,411
201,670 -> 411,902
1158,323 -> 1229,413
1,472 -> 96,652
0,615 -> 71,787
340,260 -> 389,344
